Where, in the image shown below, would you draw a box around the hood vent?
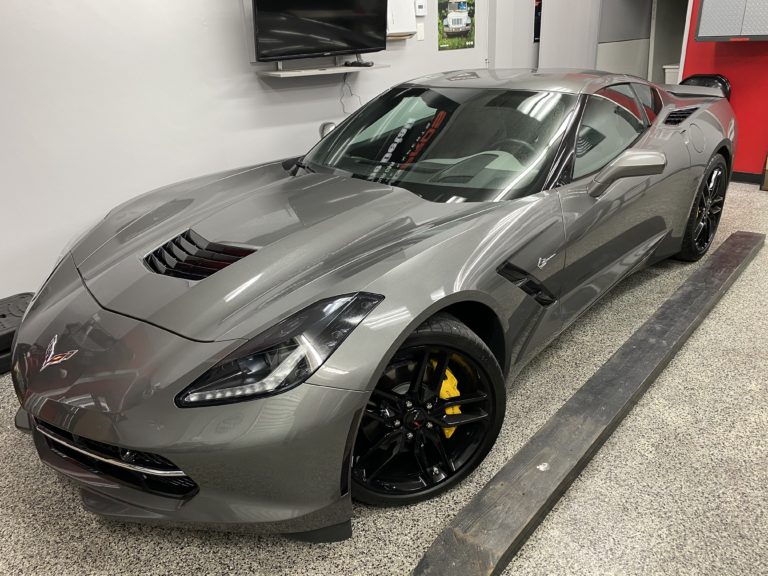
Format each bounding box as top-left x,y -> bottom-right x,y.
144,229 -> 256,281
664,107 -> 699,126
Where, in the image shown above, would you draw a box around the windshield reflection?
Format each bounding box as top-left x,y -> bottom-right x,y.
305,87 -> 577,203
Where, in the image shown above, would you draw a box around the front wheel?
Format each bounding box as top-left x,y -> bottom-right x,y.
351,313 -> 505,506
676,154 -> 728,262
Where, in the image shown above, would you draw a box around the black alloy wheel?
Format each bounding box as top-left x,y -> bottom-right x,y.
351,314 -> 505,506
677,154 -> 728,261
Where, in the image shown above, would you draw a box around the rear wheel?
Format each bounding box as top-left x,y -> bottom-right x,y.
676,154 -> 728,261
351,313 -> 505,506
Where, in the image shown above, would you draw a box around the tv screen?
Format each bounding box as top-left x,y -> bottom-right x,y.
253,1 -> 388,62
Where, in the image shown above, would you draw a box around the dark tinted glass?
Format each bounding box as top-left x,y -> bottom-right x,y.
254,1 -> 387,61
596,85 -> 644,124
304,87 -> 577,203
632,83 -> 664,123
572,94 -> 644,180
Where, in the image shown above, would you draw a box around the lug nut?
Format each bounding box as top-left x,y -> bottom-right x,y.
406,432 -> 414,440
405,400 -> 413,408
425,403 -> 433,410
393,419 -> 401,427
426,422 -> 433,429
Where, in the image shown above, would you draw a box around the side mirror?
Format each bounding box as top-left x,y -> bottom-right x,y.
588,150 -> 667,198
319,122 -> 337,139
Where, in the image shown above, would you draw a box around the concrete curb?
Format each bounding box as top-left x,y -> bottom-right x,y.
413,231 -> 765,576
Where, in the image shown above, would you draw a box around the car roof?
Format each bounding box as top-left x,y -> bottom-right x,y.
403,69 -> 651,95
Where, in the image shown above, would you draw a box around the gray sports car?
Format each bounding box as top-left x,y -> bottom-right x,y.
12,69 -> 735,541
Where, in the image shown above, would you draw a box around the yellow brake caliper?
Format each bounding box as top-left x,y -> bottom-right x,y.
433,360 -> 461,438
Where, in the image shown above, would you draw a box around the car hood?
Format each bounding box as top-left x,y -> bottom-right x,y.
74,162 -> 495,342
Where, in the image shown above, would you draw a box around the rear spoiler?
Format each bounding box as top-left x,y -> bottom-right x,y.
678,74 -> 731,100
661,84 -> 726,99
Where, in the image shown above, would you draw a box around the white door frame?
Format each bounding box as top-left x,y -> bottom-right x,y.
646,0 -> 695,83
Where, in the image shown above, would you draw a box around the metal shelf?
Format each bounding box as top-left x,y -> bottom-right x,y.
256,64 -> 390,78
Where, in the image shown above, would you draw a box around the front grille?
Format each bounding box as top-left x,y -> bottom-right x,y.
664,107 -> 699,126
36,419 -> 198,499
144,229 -> 256,281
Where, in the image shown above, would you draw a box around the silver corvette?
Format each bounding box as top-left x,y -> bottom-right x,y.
12,69 -> 735,541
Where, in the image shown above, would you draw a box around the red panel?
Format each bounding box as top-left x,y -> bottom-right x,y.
683,0 -> 768,174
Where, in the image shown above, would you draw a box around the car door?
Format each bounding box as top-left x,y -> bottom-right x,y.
556,84 -> 674,329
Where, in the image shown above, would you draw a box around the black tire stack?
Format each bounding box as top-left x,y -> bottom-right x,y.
0,293 -> 33,374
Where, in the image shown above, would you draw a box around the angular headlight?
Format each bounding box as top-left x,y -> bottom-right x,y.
176,293 -> 383,407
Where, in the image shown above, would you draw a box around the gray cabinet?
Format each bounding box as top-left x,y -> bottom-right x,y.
697,0 -> 768,40
742,0 -> 768,35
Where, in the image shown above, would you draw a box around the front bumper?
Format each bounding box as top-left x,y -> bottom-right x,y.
13,256 -> 367,535
444,26 -> 472,36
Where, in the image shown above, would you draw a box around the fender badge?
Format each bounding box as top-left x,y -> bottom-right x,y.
537,253 -> 557,270
40,335 -> 78,372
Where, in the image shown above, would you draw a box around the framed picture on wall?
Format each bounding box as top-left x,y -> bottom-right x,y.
438,1 -> 476,51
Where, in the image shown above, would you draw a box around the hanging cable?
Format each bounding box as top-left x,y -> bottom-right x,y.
340,73 -> 363,115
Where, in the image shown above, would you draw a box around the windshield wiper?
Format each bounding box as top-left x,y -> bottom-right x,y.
295,159 -> 315,174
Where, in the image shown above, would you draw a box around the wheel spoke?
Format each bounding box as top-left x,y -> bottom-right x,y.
699,218 -> 710,245
424,428 -> 456,473
708,214 -> 718,236
421,350 -> 450,404
363,406 -> 390,425
355,429 -> 403,469
407,349 -> 431,397
371,388 -> 402,404
710,205 -> 722,215
366,435 -> 406,482
413,438 -> 441,486
440,392 -> 488,409
438,410 -> 489,428
694,219 -> 706,242
708,169 -> 720,197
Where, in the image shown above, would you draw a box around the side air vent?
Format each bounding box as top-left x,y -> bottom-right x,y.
145,229 -> 256,281
664,107 -> 699,126
498,262 -> 557,307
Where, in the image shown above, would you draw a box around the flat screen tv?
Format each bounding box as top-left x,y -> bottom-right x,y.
253,1 -> 388,62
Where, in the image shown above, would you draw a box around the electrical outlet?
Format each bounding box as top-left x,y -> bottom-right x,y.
416,22 -> 425,41
415,0 -> 427,17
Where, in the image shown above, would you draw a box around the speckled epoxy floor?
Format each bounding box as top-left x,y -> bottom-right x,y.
1,183 -> 765,576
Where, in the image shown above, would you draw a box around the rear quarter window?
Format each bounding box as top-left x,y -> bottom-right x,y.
632,83 -> 664,124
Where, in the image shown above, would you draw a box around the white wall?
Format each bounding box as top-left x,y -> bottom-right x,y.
596,0 -> 652,77
598,0 -> 652,43
648,0 -> 688,83
538,0 -> 602,69
0,0 -> 489,296
596,39 -> 650,77
489,0 -> 538,69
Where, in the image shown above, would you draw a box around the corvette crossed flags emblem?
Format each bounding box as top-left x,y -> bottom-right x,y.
40,334 -> 78,372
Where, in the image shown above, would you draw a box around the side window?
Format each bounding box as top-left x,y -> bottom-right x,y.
597,85 -> 645,125
572,94 -> 644,180
632,83 -> 664,123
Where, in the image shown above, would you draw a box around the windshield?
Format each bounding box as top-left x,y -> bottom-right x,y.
304,86 -> 577,203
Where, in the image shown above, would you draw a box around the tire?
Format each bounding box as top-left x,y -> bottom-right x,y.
351,313 -> 505,506
676,154 -> 728,262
